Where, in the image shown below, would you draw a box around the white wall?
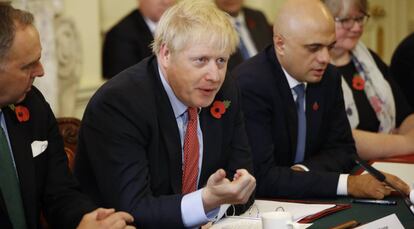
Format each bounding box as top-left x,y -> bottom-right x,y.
62,0 -> 103,118
100,0 -> 137,32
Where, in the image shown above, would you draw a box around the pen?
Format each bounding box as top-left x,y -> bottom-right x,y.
330,220 -> 359,229
352,199 -> 396,205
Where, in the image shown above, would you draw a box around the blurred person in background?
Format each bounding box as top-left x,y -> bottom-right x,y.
215,0 -> 272,71
324,0 -> 414,160
102,0 -> 175,79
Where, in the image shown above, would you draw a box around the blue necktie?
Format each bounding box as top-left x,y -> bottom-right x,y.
293,84 -> 306,163
0,112 -> 27,228
235,21 -> 250,60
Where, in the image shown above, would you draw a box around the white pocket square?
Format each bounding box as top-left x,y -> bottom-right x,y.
31,140 -> 48,158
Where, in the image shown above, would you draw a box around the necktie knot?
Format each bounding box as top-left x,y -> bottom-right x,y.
187,107 -> 198,121
235,20 -> 242,29
293,83 -> 305,99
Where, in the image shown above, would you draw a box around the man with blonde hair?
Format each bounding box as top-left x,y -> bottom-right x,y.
75,0 -> 256,228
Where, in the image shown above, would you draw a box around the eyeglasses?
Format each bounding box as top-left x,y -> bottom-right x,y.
334,14 -> 370,30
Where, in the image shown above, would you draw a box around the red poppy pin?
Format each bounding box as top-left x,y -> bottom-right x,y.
312,102 -> 319,111
210,100 -> 231,119
352,74 -> 365,91
246,17 -> 256,29
8,104 -> 30,122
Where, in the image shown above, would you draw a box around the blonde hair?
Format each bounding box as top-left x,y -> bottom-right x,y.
323,0 -> 368,17
152,0 -> 239,55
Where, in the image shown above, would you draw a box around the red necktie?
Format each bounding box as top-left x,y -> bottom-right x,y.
182,107 -> 199,194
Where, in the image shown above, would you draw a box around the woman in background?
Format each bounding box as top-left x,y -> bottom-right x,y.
323,0 -> 414,160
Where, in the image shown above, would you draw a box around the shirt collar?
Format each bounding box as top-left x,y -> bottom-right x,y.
143,16 -> 157,35
158,65 -> 188,119
229,10 -> 245,26
281,67 -> 307,90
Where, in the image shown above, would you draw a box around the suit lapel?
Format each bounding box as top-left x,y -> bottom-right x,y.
305,83 -> 323,153
268,49 -> 299,162
3,107 -> 37,228
135,10 -> 154,49
244,10 -> 262,51
278,73 -> 299,162
198,108 -> 222,187
150,60 -> 183,194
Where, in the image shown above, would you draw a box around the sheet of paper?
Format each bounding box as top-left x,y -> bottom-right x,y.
363,162 -> 414,187
210,218 -> 311,229
355,213 -> 404,229
244,200 -> 335,221
211,199 -> 334,229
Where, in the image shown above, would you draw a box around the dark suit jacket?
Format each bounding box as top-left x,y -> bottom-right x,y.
75,55 -> 254,228
102,9 -> 154,79
0,88 -> 95,229
391,32 -> 414,109
227,7 -> 273,72
234,46 -> 356,199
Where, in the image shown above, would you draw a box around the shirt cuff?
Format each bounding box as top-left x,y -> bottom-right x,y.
336,174 -> 349,196
181,188 -> 220,228
293,164 -> 310,172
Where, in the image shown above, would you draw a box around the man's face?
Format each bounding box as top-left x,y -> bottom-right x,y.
158,42 -> 229,108
215,0 -> 243,16
275,26 -> 336,83
139,0 -> 175,22
0,24 -> 44,107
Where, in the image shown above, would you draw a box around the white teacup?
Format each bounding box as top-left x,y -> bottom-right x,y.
261,211 -> 297,229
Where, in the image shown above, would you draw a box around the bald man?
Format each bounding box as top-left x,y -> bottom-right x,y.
234,0 -> 409,199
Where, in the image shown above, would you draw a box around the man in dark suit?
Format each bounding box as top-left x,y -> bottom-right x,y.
215,0 -> 273,71
234,0 -> 409,199
75,1 -> 256,228
102,0 -> 175,79
0,3 -> 134,229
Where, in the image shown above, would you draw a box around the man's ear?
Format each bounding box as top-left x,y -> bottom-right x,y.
273,34 -> 285,56
158,44 -> 171,67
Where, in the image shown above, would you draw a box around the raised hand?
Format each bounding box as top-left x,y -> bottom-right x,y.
202,169 -> 256,212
